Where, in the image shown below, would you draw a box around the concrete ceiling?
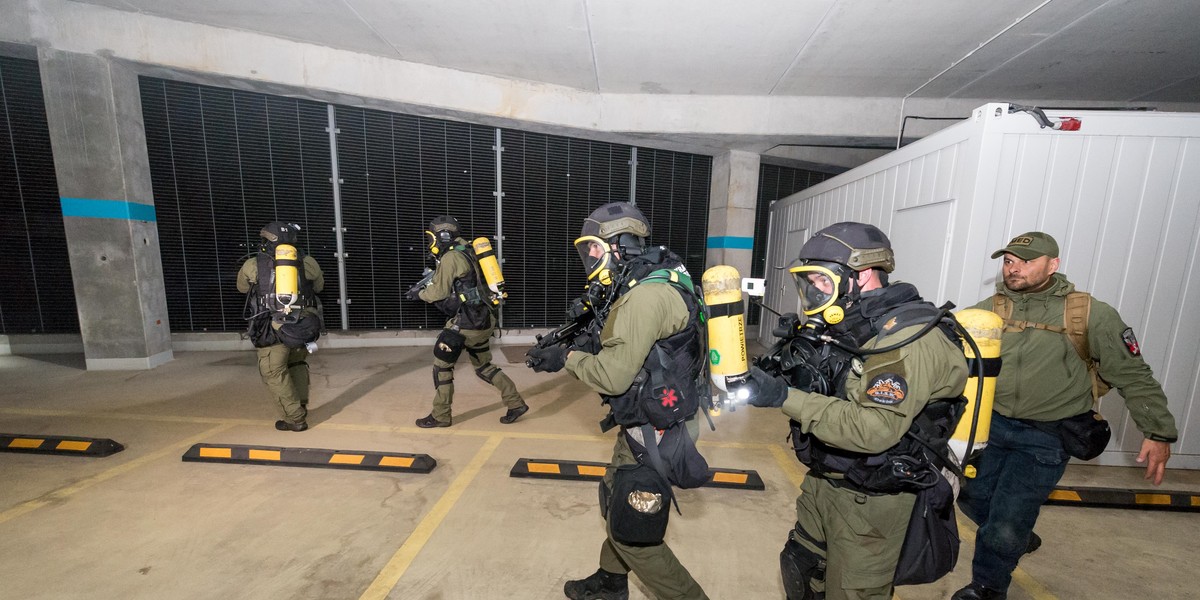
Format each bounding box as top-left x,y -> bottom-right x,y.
58,0 -> 1200,168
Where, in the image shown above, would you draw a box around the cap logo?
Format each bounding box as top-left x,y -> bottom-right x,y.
1010,236 -> 1034,246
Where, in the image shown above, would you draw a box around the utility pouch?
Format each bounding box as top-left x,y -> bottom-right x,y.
1055,410 -> 1111,460
275,312 -> 322,349
247,315 -> 278,348
607,462 -> 671,546
893,474 -> 959,586
434,328 -> 466,363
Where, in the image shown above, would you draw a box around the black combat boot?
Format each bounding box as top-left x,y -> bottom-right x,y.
1024,532 -> 1042,555
563,568 -> 629,600
499,404 -> 529,424
951,582 -> 1007,600
415,414 -> 451,428
274,420 -> 308,432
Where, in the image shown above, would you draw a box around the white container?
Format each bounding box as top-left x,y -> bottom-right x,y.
764,103 -> 1200,468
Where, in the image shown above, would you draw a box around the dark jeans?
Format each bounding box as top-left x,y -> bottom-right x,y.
957,413 -> 1069,591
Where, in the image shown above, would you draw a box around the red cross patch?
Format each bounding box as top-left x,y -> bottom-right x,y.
660,388 -> 678,408
1122,328 -> 1141,356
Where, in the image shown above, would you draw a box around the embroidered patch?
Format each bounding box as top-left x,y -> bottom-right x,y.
882,317 -> 899,333
660,388 -> 679,408
865,373 -> 908,405
1122,328 -> 1141,356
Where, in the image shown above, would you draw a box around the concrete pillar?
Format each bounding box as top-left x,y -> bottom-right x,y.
39,49 -> 172,370
706,150 -> 760,278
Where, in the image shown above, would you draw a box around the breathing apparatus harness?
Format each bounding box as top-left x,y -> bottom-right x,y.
242,225 -> 321,349
755,282 -> 985,493
426,237 -> 494,330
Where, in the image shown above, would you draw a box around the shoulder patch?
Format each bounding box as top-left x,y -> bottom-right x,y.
865,373 -> 908,406
1122,327 -> 1141,356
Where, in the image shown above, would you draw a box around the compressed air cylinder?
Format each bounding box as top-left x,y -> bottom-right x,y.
702,265 -> 749,395
949,308 -> 1003,473
472,237 -> 507,305
274,244 -> 300,312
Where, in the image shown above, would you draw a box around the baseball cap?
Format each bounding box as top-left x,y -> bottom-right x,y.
990,231 -> 1059,260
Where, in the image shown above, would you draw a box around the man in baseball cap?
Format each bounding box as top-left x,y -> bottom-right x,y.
990,231 -> 1059,260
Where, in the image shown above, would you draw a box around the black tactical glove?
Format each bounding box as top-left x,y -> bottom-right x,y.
745,366 -> 789,408
405,286 -> 422,301
526,345 -> 568,373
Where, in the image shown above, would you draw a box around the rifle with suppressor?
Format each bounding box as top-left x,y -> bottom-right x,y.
526,295 -> 597,367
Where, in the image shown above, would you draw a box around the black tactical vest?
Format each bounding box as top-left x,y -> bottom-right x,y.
432,243 -> 491,330
789,290 -> 963,494
599,248 -> 707,431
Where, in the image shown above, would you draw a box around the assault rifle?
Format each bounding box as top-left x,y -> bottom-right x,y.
406,267 -> 435,299
526,295 -> 596,367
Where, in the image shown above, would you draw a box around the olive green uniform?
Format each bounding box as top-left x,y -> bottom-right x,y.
418,243 -> 523,423
565,282 -> 708,600
971,273 -> 1176,436
780,322 -> 968,600
236,255 -> 325,425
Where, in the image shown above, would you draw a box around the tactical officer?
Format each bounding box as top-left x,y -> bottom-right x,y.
746,222 -> 969,600
526,202 -> 710,600
409,215 -> 528,428
237,221 -> 325,431
953,232 -> 1178,600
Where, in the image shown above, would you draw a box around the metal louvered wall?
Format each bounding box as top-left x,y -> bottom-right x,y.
139,77 -> 712,333
748,163 -> 832,325
140,78 -> 336,332
0,55 -> 79,334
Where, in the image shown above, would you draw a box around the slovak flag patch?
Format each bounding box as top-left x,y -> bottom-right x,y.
1122,328 -> 1141,356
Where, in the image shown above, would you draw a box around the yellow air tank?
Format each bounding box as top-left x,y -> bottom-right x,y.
472,237 -> 507,305
273,243 -> 300,314
702,266 -> 749,409
950,308 -> 1004,474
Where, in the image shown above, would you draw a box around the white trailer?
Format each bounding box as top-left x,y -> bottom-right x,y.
763,102 -> 1200,468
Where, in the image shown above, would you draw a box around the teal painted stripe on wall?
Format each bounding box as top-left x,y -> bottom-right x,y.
707,236 -> 754,250
60,197 -> 157,222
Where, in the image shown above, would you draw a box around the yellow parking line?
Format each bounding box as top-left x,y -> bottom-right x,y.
769,443 -> 807,491
359,434 -> 504,600
0,423 -> 235,526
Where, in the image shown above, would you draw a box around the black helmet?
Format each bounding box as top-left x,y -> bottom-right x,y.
260,221 -> 300,246
426,215 -> 460,257
789,222 -> 893,318
574,202 -> 650,283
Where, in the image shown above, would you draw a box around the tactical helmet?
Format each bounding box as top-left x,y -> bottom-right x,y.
426,215 -> 461,257
260,221 -> 300,245
574,202 -> 651,283
797,222 -> 894,273
788,222 -> 893,319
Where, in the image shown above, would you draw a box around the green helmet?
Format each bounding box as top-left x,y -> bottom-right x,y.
789,222 -> 893,318
426,215 -> 461,257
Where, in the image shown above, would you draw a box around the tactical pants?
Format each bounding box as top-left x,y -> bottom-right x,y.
431,325 -> 523,423
958,414 -> 1068,591
256,343 -> 310,424
597,418 -> 708,600
792,476 -> 915,600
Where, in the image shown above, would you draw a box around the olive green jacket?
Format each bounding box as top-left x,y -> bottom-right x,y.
973,273 -> 1177,440
418,239 -> 471,303
782,320 -> 969,454
565,282 -> 691,397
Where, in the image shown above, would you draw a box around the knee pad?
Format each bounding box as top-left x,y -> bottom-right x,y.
781,527 -> 827,600
432,365 -> 454,388
475,363 -> 500,384
433,328 -> 466,363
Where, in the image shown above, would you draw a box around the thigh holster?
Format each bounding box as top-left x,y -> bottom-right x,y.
606,462 -> 672,547
433,328 -> 466,363
432,365 -> 454,388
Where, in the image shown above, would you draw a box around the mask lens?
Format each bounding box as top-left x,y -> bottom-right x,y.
574,236 -> 610,281
789,264 -> 842,315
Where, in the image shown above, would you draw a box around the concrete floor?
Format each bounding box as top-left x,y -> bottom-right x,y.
2,346 -> 1198,600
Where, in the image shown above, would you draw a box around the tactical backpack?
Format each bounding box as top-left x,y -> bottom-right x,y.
992,292 -> 1111,399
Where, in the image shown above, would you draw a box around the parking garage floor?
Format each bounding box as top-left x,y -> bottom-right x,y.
2,346 -> 1198,600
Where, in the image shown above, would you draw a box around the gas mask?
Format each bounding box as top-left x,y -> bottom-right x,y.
574,235 -> 617,286
788,260 -> 860,330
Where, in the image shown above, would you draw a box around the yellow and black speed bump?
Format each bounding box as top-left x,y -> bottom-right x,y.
510,458 -> 765,490
1,433 -> 124,457
182,444 -> 436,474
1047,486 -> 1200,512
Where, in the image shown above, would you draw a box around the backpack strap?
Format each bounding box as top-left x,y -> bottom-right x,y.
993,291 -> 1107,401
